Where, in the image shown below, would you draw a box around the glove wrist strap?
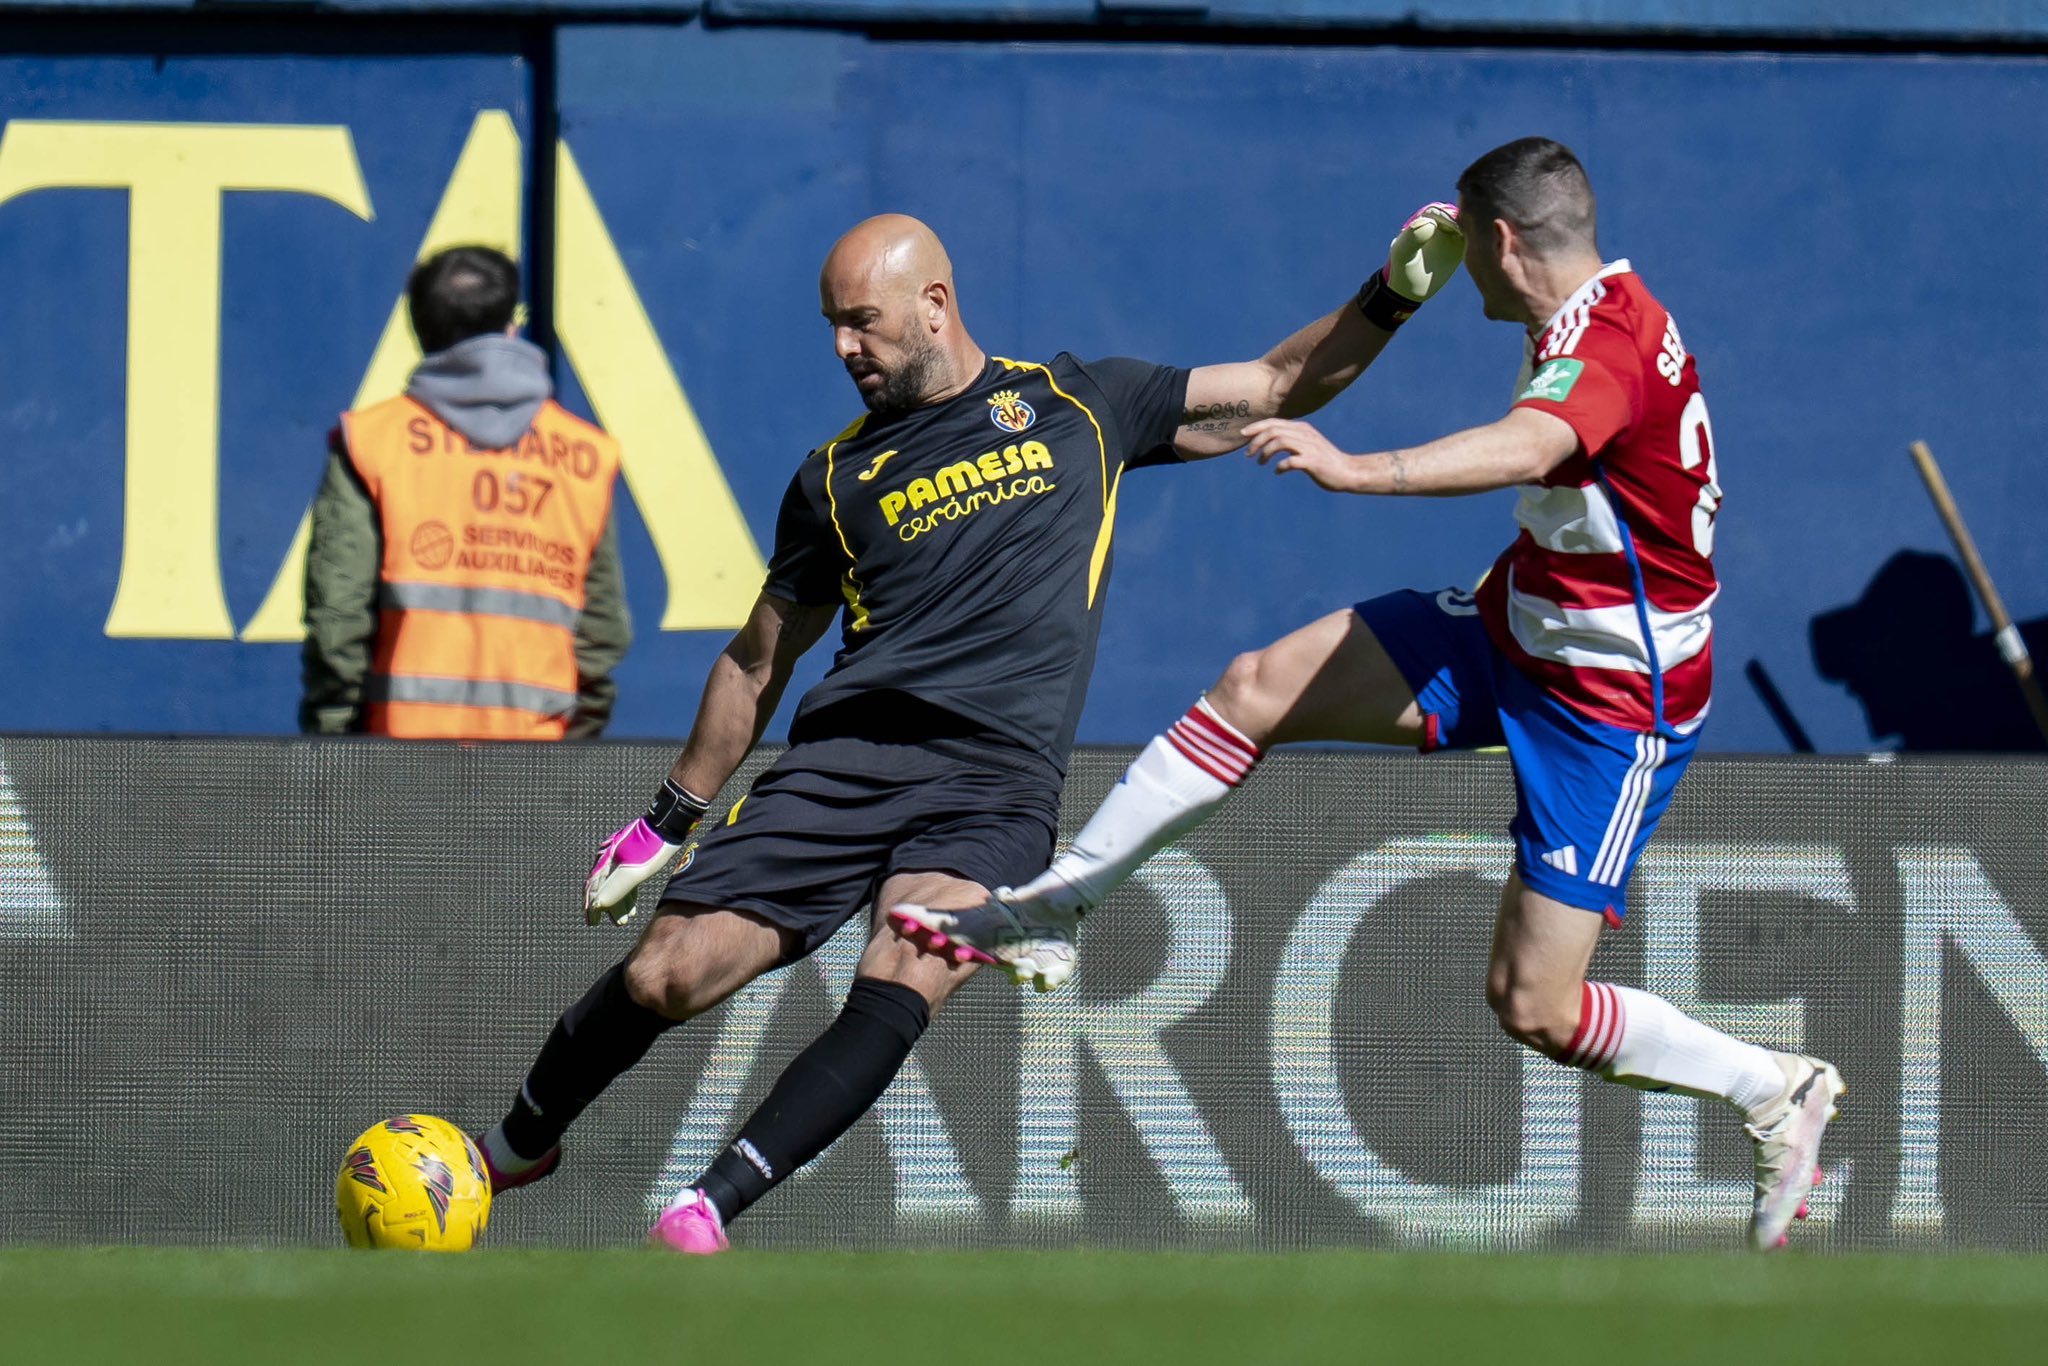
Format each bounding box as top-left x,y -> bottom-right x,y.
646,778 -> 712,842
1355,270 -> 1420,331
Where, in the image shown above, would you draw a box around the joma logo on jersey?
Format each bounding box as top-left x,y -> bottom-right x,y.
988,390 -> 1036,433
878,441 -> 1055,526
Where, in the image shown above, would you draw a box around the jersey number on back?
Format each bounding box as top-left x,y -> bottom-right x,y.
1677,390 -> 1721,558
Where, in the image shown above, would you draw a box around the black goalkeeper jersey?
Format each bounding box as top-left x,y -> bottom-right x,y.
765,353 -> 1190,773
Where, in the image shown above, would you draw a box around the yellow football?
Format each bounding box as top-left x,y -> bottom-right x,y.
335,1114 -> 492,1251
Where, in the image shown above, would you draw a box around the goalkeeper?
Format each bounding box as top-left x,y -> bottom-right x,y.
474,204 -> 1464,1251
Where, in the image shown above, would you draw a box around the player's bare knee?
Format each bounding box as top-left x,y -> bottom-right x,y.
621,953 -> 681,1019
623,948 -> 708,1021
1484,969 -> 1511,1023
1488,982 -> 1576,1056
1208,651 -> 1276,730
863,939 -> 969,1013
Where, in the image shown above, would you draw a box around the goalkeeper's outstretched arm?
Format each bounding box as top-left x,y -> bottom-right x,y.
1172,202 -> 1465,459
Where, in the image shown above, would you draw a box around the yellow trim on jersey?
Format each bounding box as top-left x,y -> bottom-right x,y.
725,794 -> 748,827
1090,467 -> 1125,611
993,357 -> 1118,607
818,414 -> 872,631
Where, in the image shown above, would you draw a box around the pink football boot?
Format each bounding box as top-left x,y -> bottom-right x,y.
647,1189 -> 730,1254
474,1129 -> 561,1195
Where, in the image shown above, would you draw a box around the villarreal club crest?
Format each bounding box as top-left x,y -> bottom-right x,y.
335,1114 -> 492,1250
988,389 -> 1036,434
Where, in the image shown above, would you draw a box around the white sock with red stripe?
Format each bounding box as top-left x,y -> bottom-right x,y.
1562,981 -> 1785,1116
1015,697 -> 1262,910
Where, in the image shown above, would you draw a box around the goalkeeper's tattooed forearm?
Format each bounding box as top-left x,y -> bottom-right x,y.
1182,399 -> 1253,434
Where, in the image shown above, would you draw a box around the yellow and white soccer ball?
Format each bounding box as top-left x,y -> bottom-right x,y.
335,1114 -> 492,1251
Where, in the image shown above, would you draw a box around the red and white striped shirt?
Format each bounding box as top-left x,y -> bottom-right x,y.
1474,262 -> 1720,733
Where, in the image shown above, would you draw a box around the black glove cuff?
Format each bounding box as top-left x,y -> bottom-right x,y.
1354,270 -> 1420,332
646,778 -> 712,842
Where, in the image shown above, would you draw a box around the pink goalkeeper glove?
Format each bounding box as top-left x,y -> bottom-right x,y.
582,779 -> 711,926
583,819 -> 682,926
1382,201 -> 1463,305
1354,201 -> 1464,330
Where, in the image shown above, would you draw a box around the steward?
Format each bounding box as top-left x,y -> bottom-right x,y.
300,246 -> 630,739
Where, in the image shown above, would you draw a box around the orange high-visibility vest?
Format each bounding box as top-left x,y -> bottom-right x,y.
342,395 -> 621,740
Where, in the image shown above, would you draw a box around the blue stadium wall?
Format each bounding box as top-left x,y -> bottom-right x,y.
3,5 -> 2047,752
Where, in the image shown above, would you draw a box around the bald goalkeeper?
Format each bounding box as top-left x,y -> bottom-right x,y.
473,209 -> 1464,1250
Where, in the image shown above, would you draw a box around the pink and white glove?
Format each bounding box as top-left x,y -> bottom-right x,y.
1355,201 -> 1464,330
1381,201 -> 1464,305
583,819 -> 683,926
582,778 -> 712,926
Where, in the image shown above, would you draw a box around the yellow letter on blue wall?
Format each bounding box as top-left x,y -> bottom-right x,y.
0,121 -> 372,638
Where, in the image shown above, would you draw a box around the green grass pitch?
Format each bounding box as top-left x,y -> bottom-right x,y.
4,1249 -> 2045,1365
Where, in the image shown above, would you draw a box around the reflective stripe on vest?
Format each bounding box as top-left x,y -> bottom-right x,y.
378,582 -> 582,631
364,675 -> 578,716
342,393 -> 621,741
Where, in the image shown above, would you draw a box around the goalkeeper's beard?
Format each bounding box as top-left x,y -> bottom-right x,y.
856,335 -> 945,415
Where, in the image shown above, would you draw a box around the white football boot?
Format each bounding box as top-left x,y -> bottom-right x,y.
1746,1052 -> 1846,1251
889,878 -> 1088,993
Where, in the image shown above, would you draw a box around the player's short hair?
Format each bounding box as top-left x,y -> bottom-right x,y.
1456,138 -> 1598,258
406,245 -> 519,354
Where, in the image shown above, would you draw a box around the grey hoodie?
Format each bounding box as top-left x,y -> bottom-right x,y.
406,333 -> 554,449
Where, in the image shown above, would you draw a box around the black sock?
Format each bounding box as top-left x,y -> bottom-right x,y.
694,976 -> 930,1223
500,961 -> 677,1160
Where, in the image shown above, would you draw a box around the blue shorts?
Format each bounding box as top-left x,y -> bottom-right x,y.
1353,587 -> 1699,922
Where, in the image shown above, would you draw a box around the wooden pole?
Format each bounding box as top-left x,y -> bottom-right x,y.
1909,440 -> 2048,746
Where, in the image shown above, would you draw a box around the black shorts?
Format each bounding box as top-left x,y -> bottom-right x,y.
658,736 -> 1061,958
